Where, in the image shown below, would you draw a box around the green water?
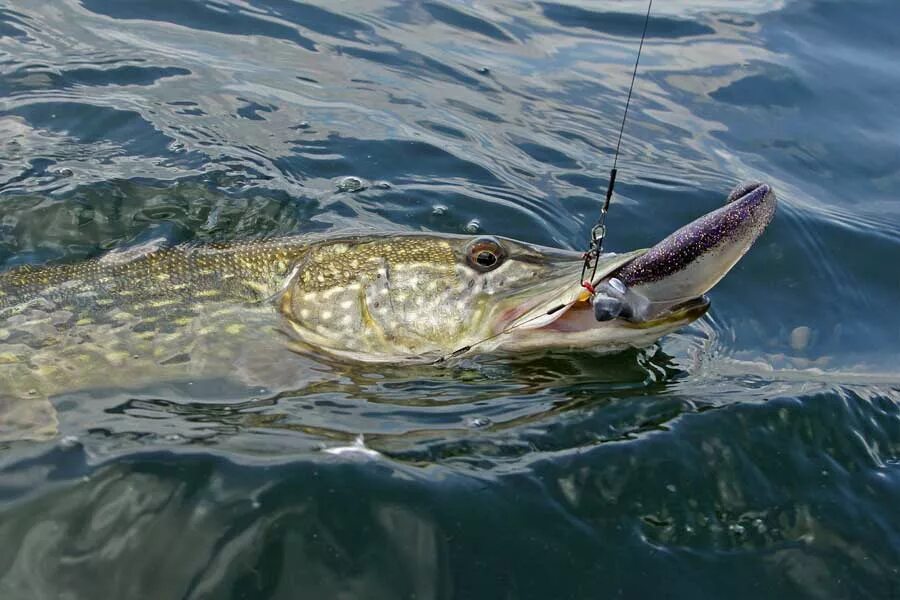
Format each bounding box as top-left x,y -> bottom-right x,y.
1,0 -> 899,597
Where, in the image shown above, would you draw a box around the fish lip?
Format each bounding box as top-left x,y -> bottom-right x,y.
535,294 -> 710,333
618,295 -> 710,329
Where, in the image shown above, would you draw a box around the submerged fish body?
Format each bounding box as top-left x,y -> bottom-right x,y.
0,239 -> 308,438
0,235 -> 633,379
0,183 -> 776,440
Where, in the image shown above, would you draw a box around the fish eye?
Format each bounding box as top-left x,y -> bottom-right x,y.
466,237 -> 505,272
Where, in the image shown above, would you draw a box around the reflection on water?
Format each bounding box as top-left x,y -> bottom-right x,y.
1,0 -> 900,596
45,343 -> 687,462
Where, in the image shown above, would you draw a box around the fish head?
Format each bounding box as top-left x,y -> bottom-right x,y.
278,233 -> 593,360
279,182 -> 775,361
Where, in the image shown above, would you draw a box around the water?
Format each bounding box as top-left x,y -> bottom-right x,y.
1,0 -> 899,597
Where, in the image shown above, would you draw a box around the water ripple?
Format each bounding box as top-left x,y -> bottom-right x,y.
1,0 -> 899,594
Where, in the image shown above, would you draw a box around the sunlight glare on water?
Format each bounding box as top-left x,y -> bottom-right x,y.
1,0 -> 899,597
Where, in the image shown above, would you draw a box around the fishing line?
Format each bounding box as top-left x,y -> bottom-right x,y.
436,0 -> 654,364
580,0 -> 653,288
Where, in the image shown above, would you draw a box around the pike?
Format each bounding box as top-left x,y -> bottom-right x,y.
0,182 -> 775,441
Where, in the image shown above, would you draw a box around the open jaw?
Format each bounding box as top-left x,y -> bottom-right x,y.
498,283 -> 711,353
539,295 -> 711,333
499,182 -> 776,347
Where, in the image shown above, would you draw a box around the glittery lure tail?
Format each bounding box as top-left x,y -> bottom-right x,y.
610,182 -> 776,315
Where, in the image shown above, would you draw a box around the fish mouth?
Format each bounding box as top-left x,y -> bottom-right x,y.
510,291 -> 711,335
501,182 -> 774,337
615,295 -> 711,329
498,255 -> 632,332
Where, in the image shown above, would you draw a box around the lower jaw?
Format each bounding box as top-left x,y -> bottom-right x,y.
620,296 -> 711,330
539,295 -> 710,334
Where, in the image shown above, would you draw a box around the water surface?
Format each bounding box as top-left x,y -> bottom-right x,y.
1,0 -> 899,597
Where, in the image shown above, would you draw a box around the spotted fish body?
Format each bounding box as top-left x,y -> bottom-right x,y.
0,183 -> 776,440
0,239 -> 311,438
278,235 -> 594,360
0,233 -> 603,438
280,236 -> 472,356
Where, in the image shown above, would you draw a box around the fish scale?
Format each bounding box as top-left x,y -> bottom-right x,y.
0,239 -> 314,439
0,186 -> 776,441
